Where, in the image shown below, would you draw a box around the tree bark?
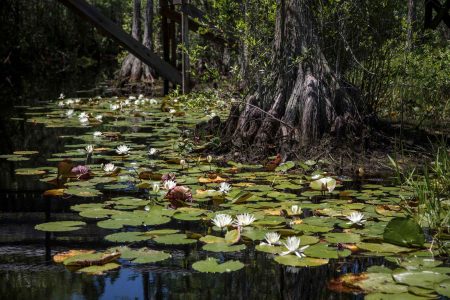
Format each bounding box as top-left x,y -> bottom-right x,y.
224,0 -> 360,155
407,0 -> 416,50
142,0 -> 155,81
119,0 -> 154,84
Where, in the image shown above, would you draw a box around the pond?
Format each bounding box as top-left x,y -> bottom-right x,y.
0,92 -> 448,300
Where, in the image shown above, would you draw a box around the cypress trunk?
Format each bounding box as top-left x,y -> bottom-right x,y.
224,0 -> 360,155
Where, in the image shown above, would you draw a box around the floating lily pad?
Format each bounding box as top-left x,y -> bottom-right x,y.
63,251 -> 120,267
104,231 -> 152,243
304,243 -> 351,259
202,243 -> 246,253
434,279 -> 450,297
274,255 -> 329,267
357,242 -> 412,254
65,187 -> 102,197
115,247 -> 171,264
35,221 -> 86,232
392,269 -> 449,289
383,217 -> 425,247
153,234 -> 197,245
15,168 -> 45,175
324,232 -> 361,244
192,258 -> 244,273
77,263 -> 120,275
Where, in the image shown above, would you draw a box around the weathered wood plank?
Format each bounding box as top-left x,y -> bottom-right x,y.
58,0 -> 182,85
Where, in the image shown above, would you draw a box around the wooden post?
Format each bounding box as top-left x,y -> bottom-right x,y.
181,0 -> 190,93
160,0 -> 170,94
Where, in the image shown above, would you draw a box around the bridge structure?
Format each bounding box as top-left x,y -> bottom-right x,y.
58,0 -> 233,95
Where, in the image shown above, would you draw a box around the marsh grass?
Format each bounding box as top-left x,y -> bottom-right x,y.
390,146 -> 450,255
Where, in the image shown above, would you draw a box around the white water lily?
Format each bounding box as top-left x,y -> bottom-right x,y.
110,104 -> 120,111
319,177 -> 336,192
138,94 -> 144,100
93,131 -> 102,137
148,148 -> 158,156
207,155 -> 213,163
291,205 -> 302,215
164,180 -> 176,190
85,145 -> 94,154
95,115 -> 103,121
346,212 -> 366,226
280,236 -> 309,257
260,232 -> 281,246
169,109 -> 176,114
65,99 -> 74,106
219,182 -> 231,194
115,145 -> 130,155
58,101 -> 65,107
149,98 -> 158,105
211,214 -> 233,228
78,112 -> 88,119
59,93 -> 65,99
66,109 -> 74,117
103,163 -> 116,173
79,117 -> 89,125
234,213 -> 256,227
152,182 -> 160,193
311,174 -> 322,180
180,159 -> 187,167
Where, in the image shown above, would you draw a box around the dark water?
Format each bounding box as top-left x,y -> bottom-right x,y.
0,78 -> 378,300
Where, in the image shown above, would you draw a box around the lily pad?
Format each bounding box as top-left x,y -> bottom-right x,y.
383,217 -> 425,247
77,263 -> 120,275
202,243 -> 246,253
192,258 -> 244,273
35,221 -> 86,232
115,247 -> 171,264
104,231 -> 152,243
153,234 -> 197,245
274,255 -> 329,267
392,269 -> 449,289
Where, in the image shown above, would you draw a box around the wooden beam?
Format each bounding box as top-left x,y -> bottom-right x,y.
160,7 -> 234,46
58,0 -> 182,86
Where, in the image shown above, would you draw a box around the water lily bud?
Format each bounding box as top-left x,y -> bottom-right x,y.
207,155 -> 213,163
152,182 -> 160,193
180,159 -> 186,166
144,205 -> 150,212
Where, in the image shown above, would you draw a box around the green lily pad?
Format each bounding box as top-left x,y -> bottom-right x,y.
115,247 -> 171,264
324,232 -> 361,244
291,224 -> 333,233
35,221 -> 86,232
65,187 -> 102,197
392,269 -> 449,289
274,255 -> 329,267
357,242 -> 413,254
434,279 -> 450,297
255,244 -> 284,254
77,263 -> 120,275
153,234 -> 197,245
383,217 -> 425,247
202,243 -> 246,253
192,258 -> 244,273
354,273 -> 409,294
104,231 -> 152,243
200,235 -> 226,244
365,292 -> 434,300
304,243 -> 351,259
